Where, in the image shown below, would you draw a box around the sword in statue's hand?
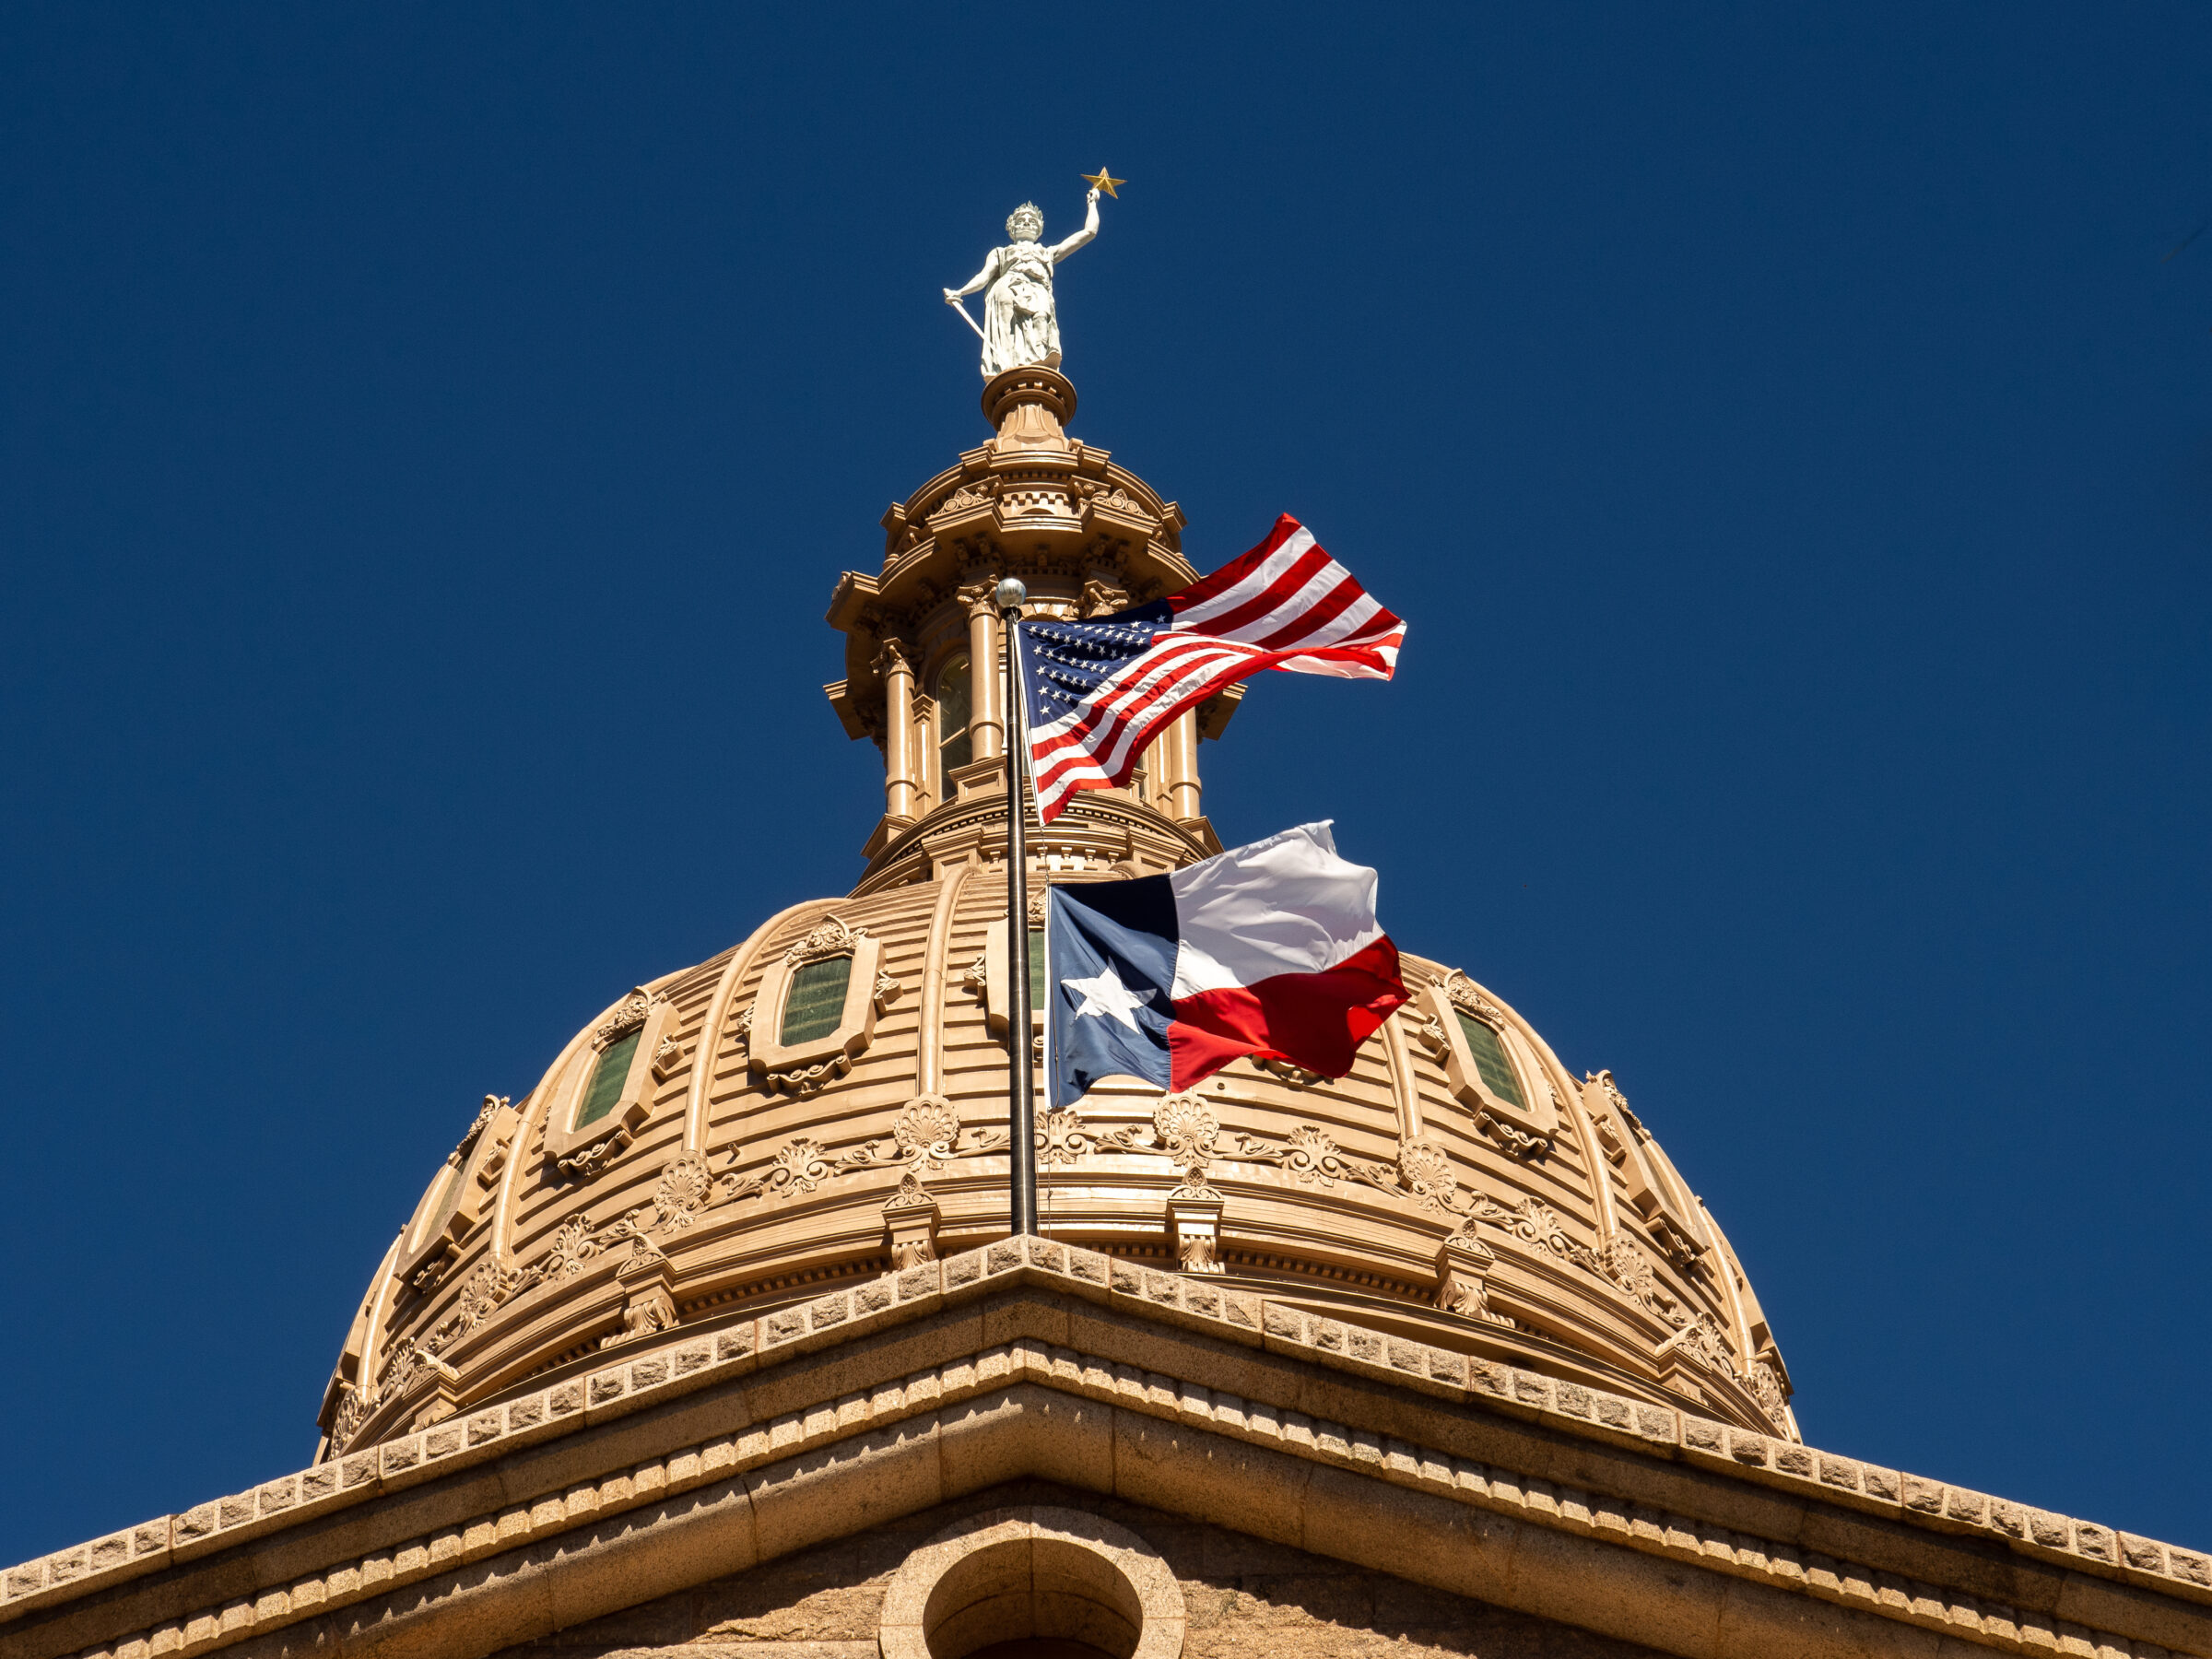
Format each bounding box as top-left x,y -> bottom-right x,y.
942,288 -> 987,342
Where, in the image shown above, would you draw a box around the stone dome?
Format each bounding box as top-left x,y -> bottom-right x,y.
317,371 -> 1797,1462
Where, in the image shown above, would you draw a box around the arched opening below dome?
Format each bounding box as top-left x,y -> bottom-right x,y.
878,1508 -> 1183,1659
921,1536 -> 1140,1657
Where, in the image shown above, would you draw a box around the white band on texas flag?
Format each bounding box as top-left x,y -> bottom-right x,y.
1044,821 -> 1408,1104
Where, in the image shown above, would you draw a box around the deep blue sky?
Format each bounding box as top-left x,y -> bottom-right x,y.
4,5 -> 2207,1564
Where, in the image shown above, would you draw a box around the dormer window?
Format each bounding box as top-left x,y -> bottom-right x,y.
1580,1068 -> 1708,1266
1454,1010 -> 1527,1112
1416,971 -> 1559,1155
391,1094 -> 522,1292
974,892 -> 1049,1038
540,989 -> 682,1178
746,914 -> 899,1097
410,1164 -> 465,1251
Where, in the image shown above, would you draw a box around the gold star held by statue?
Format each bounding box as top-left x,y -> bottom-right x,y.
1080,167 -> 1126,198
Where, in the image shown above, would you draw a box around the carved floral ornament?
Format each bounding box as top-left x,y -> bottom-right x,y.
335,1074 -> 1782,1453
934,483 -> 994,522
593,992 -> 653,1048
330,1091 -> 1039,1450
787,914 -> 861,966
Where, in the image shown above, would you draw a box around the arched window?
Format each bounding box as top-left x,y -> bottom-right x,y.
934,652 -> 972,798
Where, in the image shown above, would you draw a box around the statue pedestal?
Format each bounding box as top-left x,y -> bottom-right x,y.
983,365 -> 1077,453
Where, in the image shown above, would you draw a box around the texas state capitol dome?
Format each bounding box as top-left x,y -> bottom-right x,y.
318,366 -> 1797,1463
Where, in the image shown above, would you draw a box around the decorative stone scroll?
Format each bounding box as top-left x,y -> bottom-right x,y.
1037,1106 -> 1097,1165
1233,1122 -> 1398,1193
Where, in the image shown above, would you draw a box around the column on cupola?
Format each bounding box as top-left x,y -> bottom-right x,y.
1159,710 -> 1202,820
960,581 -> 1004,761
876,639 -> 921,819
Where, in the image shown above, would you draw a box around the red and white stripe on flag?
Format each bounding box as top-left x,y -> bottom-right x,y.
1025,515 -> 1405,823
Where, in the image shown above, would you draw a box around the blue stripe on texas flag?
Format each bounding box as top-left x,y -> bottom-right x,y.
1044,876 -> 1178,1105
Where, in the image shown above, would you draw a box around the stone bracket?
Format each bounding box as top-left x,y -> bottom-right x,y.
603,1253 -> 679,1351
1437,1233 -> 1508,1324
1167,1189 -> 1224,1274
884,1178 -> 942,1269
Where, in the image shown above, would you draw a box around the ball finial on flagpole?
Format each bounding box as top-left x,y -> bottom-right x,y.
994,577 -> 1027,611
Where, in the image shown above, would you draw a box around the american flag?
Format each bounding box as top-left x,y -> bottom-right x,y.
1017,515 -> 1406,824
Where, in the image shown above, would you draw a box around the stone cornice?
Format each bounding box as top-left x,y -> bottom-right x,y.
5,1240 -> 2206,1659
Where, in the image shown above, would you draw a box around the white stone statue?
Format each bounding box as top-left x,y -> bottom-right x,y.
944,188 -> 1101,379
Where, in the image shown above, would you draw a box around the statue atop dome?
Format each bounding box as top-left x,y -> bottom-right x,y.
943,184 -> 1105,378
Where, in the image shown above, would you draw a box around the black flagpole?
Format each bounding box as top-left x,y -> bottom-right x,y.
996,578 -> 1039,1237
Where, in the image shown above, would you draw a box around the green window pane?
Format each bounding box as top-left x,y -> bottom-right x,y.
1456,1011 -> 1525,1109
935,653 -> 972,732
1028,926 -> 1046,1010
781,955 -> 853,1045
574,1029 -> 641,1129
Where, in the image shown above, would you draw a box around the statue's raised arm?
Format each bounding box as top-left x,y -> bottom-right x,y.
942,189 -> 1107,380
1049,187 -> 1102,262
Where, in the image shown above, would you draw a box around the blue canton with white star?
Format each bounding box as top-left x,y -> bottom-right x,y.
1017,602 -> 1175,728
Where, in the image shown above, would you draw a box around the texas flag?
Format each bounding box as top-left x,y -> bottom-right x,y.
1044,821 -> 1408,1105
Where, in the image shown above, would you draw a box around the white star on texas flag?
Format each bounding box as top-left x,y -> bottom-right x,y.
1059,962 -> 1155,1030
